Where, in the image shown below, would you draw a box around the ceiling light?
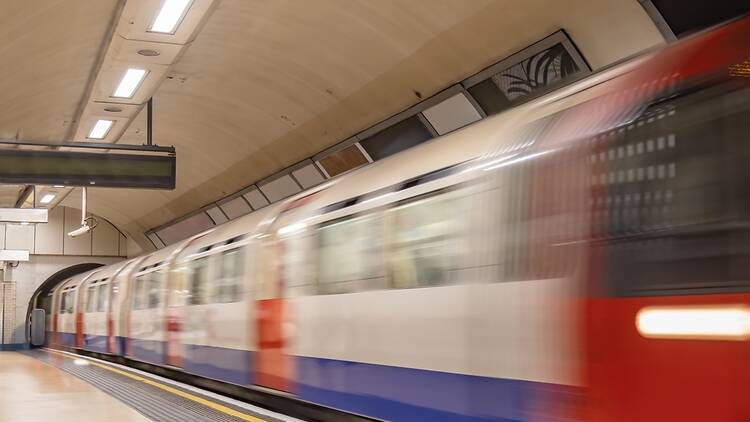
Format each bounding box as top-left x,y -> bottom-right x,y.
53,185 -> 64,188
88,119 -> 114,139
40,194 -> 56,204
103,106 -> 123,113
137,49 -> 160,57
150,0 -> 192,34
113,68 -> 148,98
20,222 -> 29,226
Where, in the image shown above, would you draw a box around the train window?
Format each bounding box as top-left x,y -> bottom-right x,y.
133,275 -> 148,310
597,83 -> 750,295
217,248 -> 243,303
317,213 -> 385,294
385,190 -> 467,289
282,232 -> 314,297
86,285 -> 97,312
96,284 -> 108,312
61,291 -> 74,314
148,271 -> 165,309
59,291 -> 68,314
189,257 -> 210,305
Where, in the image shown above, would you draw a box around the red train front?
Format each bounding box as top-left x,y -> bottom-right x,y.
575,15 -> 750,421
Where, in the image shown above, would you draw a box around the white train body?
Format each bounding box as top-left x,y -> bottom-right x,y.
48,54 -> 621,421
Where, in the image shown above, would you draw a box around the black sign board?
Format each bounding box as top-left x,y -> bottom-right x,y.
0,148 -> 176,189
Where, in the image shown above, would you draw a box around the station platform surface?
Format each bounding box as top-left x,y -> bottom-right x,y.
0,349 -> 301,422
0,351 -> 149,421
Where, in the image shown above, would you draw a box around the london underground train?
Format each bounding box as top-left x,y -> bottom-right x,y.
46,16 -> 750,421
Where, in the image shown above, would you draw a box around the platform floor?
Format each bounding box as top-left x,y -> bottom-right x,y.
0,351 -> 150,421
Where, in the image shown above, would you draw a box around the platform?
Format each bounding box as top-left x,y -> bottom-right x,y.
0,351 -> 149,421
0,350 -> 300,422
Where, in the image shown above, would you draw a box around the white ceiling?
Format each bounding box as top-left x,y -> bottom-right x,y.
3,0 -> 664,248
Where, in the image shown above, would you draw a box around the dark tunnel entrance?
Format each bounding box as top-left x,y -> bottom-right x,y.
24,263 -> 104,347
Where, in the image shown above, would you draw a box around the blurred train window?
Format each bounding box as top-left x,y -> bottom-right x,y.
217,248 -> 243,303
283,233 -> 314,297
597,83 -> 750,295
148,271 -> 165,308
86,285 -> 97,312
189,257 -> 210,305
133,275 -> 148,310
386,190 -> 467,289
96,284 -> 108,312
60,291 -> 73,314
317,213 -> 385,295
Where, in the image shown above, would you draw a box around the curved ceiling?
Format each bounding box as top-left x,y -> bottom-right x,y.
0,0 -> 120,142
1,0 -> 664,248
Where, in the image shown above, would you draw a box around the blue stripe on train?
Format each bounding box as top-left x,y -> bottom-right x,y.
123,339 -> 253,386
129,338 -> 164,365
111,339 -> 573,421
183,344 -> 254,386
83,334 -> 108,353
56,331 -> 76,348
296,356 -> 575,422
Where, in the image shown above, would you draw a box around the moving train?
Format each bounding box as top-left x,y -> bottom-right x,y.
46,16 -> 750,421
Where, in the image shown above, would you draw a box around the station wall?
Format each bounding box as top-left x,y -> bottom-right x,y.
0,255 -> 123,348
0,206 -> 128,257
0,205 -> 128,349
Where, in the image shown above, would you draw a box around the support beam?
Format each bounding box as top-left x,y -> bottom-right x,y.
14,186 -> 33,208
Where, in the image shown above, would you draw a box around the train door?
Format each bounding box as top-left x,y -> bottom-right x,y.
74,285 -> 83,348
255,235 -> 291,391
165,234 -> 211,368
107,279 -> 118,354
129,266 -> 169,364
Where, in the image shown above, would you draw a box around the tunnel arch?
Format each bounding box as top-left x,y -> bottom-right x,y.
24,262 -> 105,346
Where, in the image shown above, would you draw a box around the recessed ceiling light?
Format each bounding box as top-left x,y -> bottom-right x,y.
150,0 -> 192,34
137,49 -> 160,57
113,68 -> 148,98
40,194 -> 56,204
103,106 -> 123,113
88,119 -> 114,139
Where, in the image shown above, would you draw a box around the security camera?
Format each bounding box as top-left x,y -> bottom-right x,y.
67,224 -> 92,238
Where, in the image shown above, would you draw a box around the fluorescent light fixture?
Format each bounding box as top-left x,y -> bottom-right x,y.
0,249 -> 30,261
53,185 -> 64,188
150,0 -> 192,34
39,194 -> 56,204
636,305 -> 750,340
88,119 -> 114,139
113,68 -> 148,98
73,359 -> 89,366
277,222 -> 306,236
19,222 -> 29,226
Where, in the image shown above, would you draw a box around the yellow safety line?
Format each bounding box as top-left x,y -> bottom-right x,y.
45,348 -> 266,422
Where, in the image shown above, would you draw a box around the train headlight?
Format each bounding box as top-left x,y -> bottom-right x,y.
636,305 -> 750,340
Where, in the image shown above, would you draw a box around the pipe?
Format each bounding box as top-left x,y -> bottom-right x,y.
81,187 -> 87,226
147,97 -> 153,146
68,187 -> 91,237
